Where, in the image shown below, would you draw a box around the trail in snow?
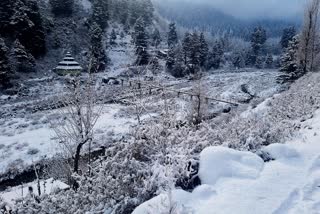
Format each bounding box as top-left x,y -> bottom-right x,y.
134,111 -> 320,214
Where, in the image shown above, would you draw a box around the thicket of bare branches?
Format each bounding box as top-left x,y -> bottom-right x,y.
50,76 -> 102,181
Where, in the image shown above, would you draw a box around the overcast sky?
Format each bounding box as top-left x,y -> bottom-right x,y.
161,0 -> 305,20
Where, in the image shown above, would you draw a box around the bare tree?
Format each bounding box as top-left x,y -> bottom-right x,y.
299,0 -> 320,72
52,76 -> 102,174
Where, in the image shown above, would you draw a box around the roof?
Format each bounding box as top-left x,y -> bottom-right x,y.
55,52 -> 83,71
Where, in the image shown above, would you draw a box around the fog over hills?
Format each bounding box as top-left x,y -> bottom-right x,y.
154,0 -> 302,38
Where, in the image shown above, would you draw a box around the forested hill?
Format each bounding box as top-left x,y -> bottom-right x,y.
0,0 -> 156,90
154,0 -> 300,39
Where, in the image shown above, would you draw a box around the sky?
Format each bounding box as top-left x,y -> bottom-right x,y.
162,0 -> 306,20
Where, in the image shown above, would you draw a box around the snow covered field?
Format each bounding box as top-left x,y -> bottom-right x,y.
0,104 -> 139,175
0,70 -> 280,177
134,110 -> 320,214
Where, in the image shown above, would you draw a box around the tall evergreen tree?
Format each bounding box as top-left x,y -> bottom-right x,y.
0,38 -> 12,88
278,36 -> 301,83
199,32 -> 209,67
12,39 -> 35,73
190,32 -> 200,68
166,45 -> 185,78
91,0 -> 109,30
167,23 -> 178,48
231,50 -> 245,69
49,0 -> 74,16
280,26 -> 296,50
151,28 -> 161,48
141,0 -> 154,26
251,26 -> 267,66
207,41 -> 224,70
182,32 -> 192,65
90,22 -> 107,73
265,54 -> 274,69
134,18 -> 149,65
109,29 -> 117,46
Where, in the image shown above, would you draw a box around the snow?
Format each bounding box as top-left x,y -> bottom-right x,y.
0,104 -> 140,175
134,110 -> 320,214
198,146 -> 264,186
0,178 -> 69,207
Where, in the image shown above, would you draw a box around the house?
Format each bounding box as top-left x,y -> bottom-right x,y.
54,52 -> 83,76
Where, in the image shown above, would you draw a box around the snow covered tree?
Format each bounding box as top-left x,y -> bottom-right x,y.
141,0 -> 154,26
91,0 -> 109,30
166,45 -> 185,78
279,36 -> 301,83
52,77 -> 101,176
1,0 -> 46,58
0,38 -> 12,88
199,32 -> 209,67
280,26 -> 296,49
251,26 -> 267,66
265,54 -> 274,69
134,18 -> 149,65
90,22 -> 107,73
255,56 -> 264,69
207,41 -> 224,70
109,29 -> 117,46
189,32 -> 200,68
167,23 -> 178,48
152,28 -> 161,48
12,39 -> 35,73
49,0 -> 74,16
231,50 -> 245,69
182,32 -> 192,65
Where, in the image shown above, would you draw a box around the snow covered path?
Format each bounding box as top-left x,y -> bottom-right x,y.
134,111 -> 320,214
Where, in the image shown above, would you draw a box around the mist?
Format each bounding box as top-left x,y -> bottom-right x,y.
156,0 -> 305,20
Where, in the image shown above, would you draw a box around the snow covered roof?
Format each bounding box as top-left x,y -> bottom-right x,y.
55,52 -> 83,72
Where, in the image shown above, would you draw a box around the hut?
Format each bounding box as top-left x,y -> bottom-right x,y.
54,52 -> 83,76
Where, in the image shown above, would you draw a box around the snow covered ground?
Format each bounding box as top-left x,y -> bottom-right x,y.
0,70 -> 280,176
0,104 -> 138,175
134,110 -> 320,214
0,178 -> 69,207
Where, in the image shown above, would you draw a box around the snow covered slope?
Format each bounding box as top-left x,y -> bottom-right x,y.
134,110 -> 320,214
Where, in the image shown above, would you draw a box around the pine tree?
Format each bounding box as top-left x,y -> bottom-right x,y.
199,32 -> 209,67
12,39 -> 35,73
0,38 -> 12,88
167,23 -> 178,48
166,46 -> 176,71
49,0 -> 74,16
91,0 -> 109,30
134,18 -> 149,65
280,26 -> 296,50
166,45 -> 185,78
190,32 -> 200,68
90,22 -> 107,73
151,28 -> 161,48
278,36 -> 301,83
251,26 -> 267,65
182,32 -> 192,65
129,0 -> 140,26
231,50 -> 245,69
172,45 -> 185,78
207,41 -> 224,69
0,0 -> 15,35
109,29 -> 117,46
2,0 -> 46,58
255,56 -> 264,69
265,54 -> 274,69
141,0 -> 154,26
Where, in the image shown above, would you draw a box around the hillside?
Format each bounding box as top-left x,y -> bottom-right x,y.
1,0 -> 320,213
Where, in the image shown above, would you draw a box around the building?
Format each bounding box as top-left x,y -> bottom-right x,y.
54,52 -> 83,76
